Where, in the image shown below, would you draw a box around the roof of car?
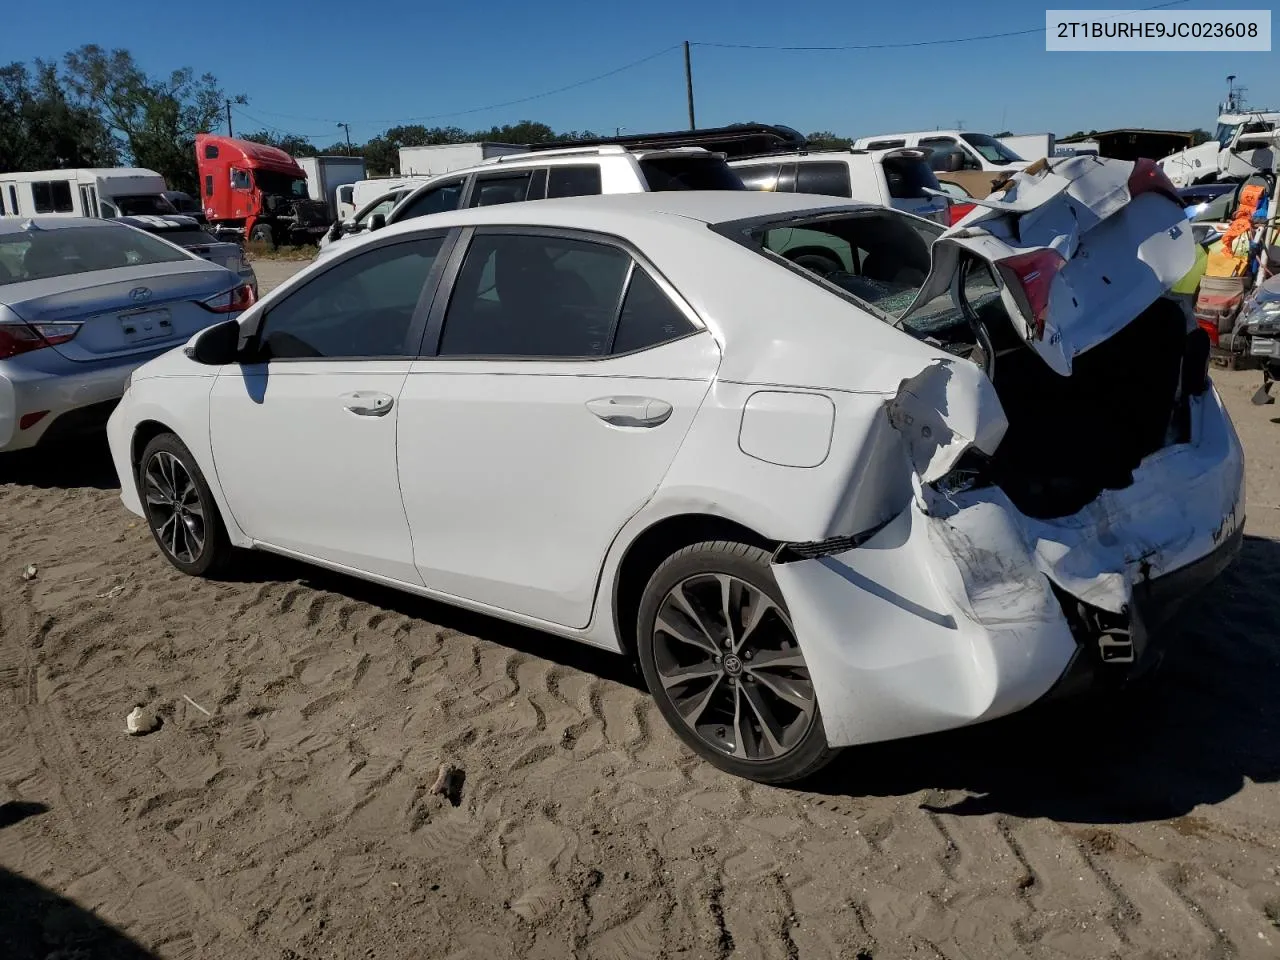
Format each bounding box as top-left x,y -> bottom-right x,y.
730,147 -> 927,164
0,216 -> 121,235
368,190 -> 869,245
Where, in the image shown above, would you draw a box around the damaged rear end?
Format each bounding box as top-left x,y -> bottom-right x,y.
770,156 -> 1245,748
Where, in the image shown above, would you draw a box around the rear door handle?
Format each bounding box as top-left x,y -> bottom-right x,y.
585,396 -> 673,428
340,391 -> 395,417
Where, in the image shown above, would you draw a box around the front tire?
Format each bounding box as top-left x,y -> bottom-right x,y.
636,540 -> 837,784
138,433 -> 232,577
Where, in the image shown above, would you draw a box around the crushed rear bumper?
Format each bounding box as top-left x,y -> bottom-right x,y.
771,384 -> 1244,749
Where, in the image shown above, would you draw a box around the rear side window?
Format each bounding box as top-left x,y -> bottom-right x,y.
205,175 -> 214,198
32,181 -> 74,213
866,139 -> 906,149
735,164 -> 783,192
613,267 -> 697,354
547,165 -> 603,198
204,144 -> 219,159
881,156 -> 941,199
257,237 -> 444,359
469,172 -> 534,208
439,233 -> 630,358
394,179 -> 465,221
795,162 -> 852,198
639,157 -> 745,191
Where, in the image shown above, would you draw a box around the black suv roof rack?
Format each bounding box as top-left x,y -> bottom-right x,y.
524,123 -> 808,159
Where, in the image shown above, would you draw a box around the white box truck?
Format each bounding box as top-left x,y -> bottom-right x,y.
294,155 -> 367,220
997,133 -> 1056,164
398,142 -> 528,177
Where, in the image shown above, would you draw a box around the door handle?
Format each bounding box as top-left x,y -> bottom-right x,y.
585,396 -> 673,428
340,391 -> 395,417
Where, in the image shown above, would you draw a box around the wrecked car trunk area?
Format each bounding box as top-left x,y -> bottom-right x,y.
961,291 -> 1201,518
898,156 -> 1205,518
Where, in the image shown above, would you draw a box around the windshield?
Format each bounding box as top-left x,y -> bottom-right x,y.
1215,122 -> 1241,148
253,170 -> 311,199
639,157 -> 746,191
114,194 -> 179,215
0,224 -> 190,286
725,210 -> 999,339
961,133 -> 1024,165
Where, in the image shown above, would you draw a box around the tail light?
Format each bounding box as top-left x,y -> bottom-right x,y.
1127,158 -> 1181,204
1196,318 -> 1220,346
994,249 -> 1066,340
197,283 -> 256,314
948,202 -> 976,225
0,320 -> 83,360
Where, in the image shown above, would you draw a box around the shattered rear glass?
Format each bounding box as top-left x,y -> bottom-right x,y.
733,209 -> 998,338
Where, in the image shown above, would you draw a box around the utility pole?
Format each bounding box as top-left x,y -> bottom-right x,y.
337,122 -> 352,155
684,41 -> 696,131
225,99 -> 234,138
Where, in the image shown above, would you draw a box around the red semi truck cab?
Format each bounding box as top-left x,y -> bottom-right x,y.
196,133 -> 331,247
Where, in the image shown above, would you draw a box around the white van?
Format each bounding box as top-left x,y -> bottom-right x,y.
0,168 -> 174,220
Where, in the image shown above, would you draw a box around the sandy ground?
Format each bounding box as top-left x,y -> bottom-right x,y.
3,269 -> 1280,958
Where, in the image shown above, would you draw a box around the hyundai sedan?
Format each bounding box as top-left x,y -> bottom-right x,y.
106,162 -> 1243,783
1,217 -> 254,453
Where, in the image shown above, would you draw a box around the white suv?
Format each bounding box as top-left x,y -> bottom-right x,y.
321,145 -> 744,255
730,149 -> 949,224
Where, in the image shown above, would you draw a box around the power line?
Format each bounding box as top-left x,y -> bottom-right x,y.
691,0 -> 1188,50
248,44 -> 681,127
234,2 -> 1191,133
232,107 -> 334,141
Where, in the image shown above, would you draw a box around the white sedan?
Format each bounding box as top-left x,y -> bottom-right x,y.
106,161 -> 1244,783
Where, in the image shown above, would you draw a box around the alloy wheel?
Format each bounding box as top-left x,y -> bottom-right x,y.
652,573 -> 815,762
143,451 -> 207,564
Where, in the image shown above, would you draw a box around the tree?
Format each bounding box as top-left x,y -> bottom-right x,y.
61,45 -> 236,193
478,121 -> 557,144
241,129 -> 318,157
805,130 -> 852,151
1190,128 -> 1211,146
993,130 -> 1013,138
0,60 -> 117,172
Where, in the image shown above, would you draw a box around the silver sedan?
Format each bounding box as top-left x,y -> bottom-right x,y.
0,216 -> 254,453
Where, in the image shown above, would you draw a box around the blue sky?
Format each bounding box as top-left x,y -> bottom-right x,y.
5,0 -> 1277,144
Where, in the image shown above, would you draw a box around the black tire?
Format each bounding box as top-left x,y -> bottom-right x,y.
249,222 -> 275,247
137,433 -> 233,577
636,540 -> 837,784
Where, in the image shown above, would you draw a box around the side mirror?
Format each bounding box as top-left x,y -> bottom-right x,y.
184,319 -> 242,365
368,213 -> 386,232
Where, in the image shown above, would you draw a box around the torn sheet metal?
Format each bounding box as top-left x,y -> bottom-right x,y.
884,359 -> 1007,483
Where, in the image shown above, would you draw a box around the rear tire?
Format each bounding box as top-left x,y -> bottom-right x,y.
636,540 -> 837,784
249,222 -> 275,247
138,433 -> 233,578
